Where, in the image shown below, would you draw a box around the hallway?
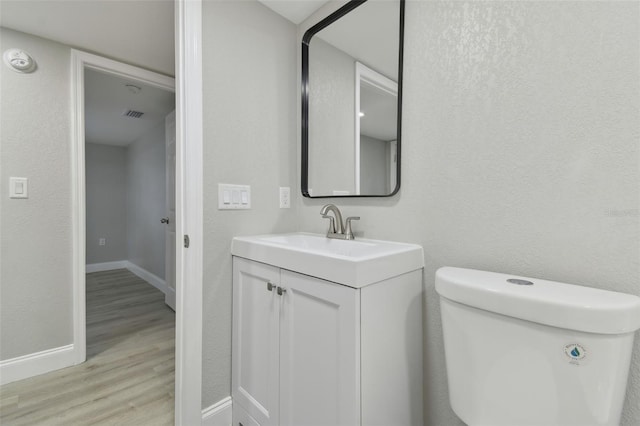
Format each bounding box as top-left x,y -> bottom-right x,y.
0,270 -> 175,425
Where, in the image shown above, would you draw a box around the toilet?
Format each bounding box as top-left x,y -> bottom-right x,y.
435,267 -> 640,426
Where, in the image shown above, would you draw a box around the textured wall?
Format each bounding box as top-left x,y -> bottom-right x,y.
0,28 -> 73,360
85,143 -> 127,265
308,37 -> 355,195
126,121 -> 166,279
299,1 -> 639,424
201,0 -> 298,408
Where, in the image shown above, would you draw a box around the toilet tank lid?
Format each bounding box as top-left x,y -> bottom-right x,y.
435,267 -> 640,335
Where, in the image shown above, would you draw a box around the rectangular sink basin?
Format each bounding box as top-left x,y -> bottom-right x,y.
231,232 -> 424,288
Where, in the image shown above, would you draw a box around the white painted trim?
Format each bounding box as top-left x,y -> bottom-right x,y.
71,49 -> 87,366
202,397 -> 232,426
354,62 -> 361,195
126,262 -> 167,294
175,0 -> 204,424
0,344 -> 75,385
165,285 -> 177,311
85,260 -> 128,273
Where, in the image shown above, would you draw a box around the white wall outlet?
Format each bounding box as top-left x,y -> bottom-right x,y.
279,187 -> 290,208
9,177 -> 28,199
99,238 -> 106,246
218,184 -> 251,210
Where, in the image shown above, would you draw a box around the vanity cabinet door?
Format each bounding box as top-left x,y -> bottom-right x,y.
232,257 -> 281,426
279,270 -> 360,426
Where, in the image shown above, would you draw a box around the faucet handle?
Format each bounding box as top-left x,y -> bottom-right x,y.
345,216 -> 360,239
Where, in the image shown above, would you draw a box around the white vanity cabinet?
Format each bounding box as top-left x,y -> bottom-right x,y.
231,242 -> 424,426
232,257 -> 359,426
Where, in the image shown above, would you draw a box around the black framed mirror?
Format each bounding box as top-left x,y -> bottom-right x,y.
302,0 -> 405,198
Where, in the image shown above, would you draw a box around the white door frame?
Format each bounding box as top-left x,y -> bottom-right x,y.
70,1 -> 203,423
174,0 -> 204,424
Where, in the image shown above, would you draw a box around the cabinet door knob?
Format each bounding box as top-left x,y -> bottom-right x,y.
267,282 -> 274,291
277,286 -> 287,296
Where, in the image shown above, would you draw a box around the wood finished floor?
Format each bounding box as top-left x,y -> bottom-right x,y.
0,269 -> 176,425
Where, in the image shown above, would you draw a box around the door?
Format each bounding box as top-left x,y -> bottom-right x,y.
389,140 -> 397,192
279,271 -> 360,426
164,110 -> 176,310
232,257 -> 281,426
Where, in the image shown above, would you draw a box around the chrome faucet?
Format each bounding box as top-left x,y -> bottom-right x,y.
320,204 -> 360,240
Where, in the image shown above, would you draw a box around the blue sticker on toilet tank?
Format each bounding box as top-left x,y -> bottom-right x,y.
564,343 -> 587,364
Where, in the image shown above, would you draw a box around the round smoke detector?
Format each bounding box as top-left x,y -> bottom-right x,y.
3,48 -> 37,73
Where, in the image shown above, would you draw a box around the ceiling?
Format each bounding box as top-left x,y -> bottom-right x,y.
0,0 -> 175,76
84,69 -> 175,146
257,0 -> 331,24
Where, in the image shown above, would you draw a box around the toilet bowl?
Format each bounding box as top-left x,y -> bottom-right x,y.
435,267 -> 640,426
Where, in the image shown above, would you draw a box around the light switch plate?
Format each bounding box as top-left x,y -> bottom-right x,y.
9,177 -> 28,199
218,184 -> 251,210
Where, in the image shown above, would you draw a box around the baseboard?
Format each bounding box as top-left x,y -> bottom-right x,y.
165,285 -> 176,311
202,397 -> 232,426
85,261 -> 167,295
0,344 -> 75,385
85,260 -> 128,273
126,262 -> 167,294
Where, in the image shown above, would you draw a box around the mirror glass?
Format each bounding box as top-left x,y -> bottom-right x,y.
302,0 -> 404,197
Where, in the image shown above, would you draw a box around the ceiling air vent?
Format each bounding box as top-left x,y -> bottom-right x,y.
122,109 -> 144,119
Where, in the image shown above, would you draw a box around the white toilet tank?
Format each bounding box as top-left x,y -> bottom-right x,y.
435,267 -> 640,426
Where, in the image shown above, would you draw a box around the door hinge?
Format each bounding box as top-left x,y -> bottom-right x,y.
184,234 -> 190,248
